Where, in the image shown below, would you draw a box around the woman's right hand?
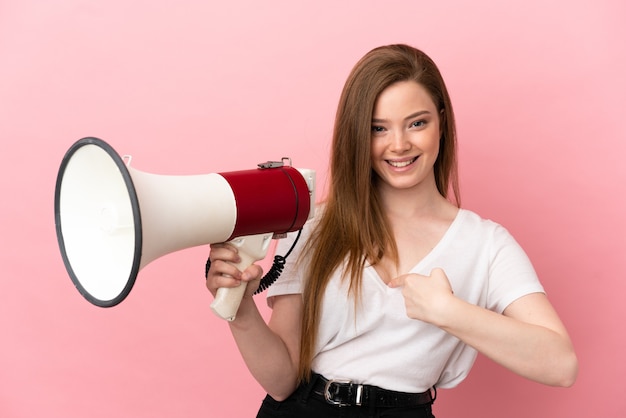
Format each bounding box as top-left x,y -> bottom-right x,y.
205,242 -> 263,298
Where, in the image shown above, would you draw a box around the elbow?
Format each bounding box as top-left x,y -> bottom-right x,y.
560,360 -> 579,388
267,389 -> 294,403
268,393 -> 288,402
552,351 -> 579,388
265,381 -> 299,402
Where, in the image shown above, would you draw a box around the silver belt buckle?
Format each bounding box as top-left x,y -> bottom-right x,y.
324,379 -> 364,407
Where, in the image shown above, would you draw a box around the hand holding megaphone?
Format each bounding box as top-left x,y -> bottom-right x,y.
208,233 -> 273,321
55,137 -> 315,315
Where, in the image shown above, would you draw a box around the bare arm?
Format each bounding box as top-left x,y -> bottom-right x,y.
389,268 -> 578,387
228,293 -> 302,400
206,244 -> 302,400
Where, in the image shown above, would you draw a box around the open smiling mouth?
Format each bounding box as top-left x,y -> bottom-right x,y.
387,156 -> 418,168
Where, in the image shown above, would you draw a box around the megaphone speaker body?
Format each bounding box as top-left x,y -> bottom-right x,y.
55,137 -> 314,308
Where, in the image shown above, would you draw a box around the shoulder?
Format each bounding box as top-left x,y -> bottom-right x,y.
453,209 -> 526,259
457,209 -> 512,236
457,208 -> 494,226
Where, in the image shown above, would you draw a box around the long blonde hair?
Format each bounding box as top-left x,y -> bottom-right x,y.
298,44 -> 460,382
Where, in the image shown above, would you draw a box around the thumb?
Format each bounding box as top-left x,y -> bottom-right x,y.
430,267 -> 446,278
429,267 -> 454,293
241,264 -> 263,282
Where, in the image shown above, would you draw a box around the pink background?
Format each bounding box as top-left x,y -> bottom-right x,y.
1,1 -> 625,417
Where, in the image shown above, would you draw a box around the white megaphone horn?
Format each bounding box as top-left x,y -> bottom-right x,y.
54,137 -> 315,320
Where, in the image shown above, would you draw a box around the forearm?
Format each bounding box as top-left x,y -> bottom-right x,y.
227,297 -> 299,400
436,295 -> 578,387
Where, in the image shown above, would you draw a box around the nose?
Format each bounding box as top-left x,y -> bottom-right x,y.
389,130 -> 410,153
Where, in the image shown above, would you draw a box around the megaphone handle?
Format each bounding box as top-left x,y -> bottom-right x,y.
210,233 -> 273,321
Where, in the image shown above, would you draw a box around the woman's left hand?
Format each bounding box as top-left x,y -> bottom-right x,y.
388,268 -> 456,325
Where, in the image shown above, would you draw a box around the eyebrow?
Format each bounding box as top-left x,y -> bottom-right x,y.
371,110 -> 432,124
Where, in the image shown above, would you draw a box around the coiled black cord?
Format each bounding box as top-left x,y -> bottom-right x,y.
204,229 -> 302,294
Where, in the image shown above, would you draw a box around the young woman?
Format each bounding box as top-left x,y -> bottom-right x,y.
205,44 -> 578,418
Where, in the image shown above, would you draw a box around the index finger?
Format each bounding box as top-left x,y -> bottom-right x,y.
388,275 -> 406,288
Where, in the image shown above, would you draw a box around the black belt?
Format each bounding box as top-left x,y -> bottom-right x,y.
311,374 -> 434,408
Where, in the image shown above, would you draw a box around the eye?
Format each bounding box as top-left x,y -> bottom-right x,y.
410,120 -> 426,128
371,125 -> 386,133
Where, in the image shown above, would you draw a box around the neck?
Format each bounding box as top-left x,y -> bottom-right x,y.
376,175 -> 450,220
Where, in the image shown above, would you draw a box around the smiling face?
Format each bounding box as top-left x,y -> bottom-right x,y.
370,80 -> 441,194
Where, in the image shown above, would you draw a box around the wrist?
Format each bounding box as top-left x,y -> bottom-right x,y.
431,293 -> 464,329
226,296 -> 260,330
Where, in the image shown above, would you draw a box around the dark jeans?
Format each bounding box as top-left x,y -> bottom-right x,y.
255,375 -> 435,418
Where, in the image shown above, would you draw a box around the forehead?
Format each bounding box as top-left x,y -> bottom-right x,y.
373,80 -> 437,116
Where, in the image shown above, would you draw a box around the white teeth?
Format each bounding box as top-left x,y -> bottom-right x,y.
388,158 -> 416,168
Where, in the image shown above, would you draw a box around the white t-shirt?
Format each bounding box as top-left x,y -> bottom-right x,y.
267,208 -> 544,392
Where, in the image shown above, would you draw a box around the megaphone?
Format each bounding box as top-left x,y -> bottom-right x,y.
54,137 -> 315,320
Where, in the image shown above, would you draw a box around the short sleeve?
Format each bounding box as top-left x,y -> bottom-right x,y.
487,225 -> 545,313
265,218 -> 315,307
